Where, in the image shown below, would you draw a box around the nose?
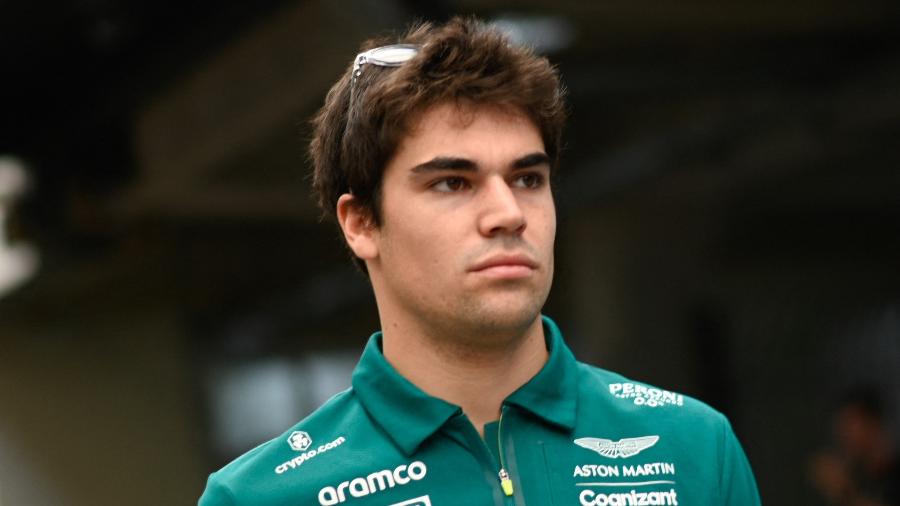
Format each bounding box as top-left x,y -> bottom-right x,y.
477,176 -> 526,237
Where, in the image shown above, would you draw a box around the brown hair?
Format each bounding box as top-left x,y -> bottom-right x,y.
309,16 -> 566,262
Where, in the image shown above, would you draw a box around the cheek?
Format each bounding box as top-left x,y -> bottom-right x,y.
533,203 -> 557,246
381,219 -> 450,270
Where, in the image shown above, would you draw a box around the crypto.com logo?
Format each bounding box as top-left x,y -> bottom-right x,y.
287,431 -> 312,451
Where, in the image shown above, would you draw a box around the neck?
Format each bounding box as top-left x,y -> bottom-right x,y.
381,315 -> 548,435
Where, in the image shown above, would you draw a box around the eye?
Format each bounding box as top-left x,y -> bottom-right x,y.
512,172 -> 545,189
431,176 -> 470,193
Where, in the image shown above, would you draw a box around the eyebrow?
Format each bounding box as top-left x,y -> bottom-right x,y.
410,152 -> 551,173
513,152 -> 551,170
411,157 -> 476,173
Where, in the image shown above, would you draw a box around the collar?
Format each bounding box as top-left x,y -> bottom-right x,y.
351,315 -> 579,456
504,316 -> 578,431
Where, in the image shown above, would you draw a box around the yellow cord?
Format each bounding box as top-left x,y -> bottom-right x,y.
498,409 -> 514,496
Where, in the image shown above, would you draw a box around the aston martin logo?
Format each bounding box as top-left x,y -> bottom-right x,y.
573,435 -> 660,459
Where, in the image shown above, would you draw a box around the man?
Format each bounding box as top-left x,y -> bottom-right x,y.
200,17 -> 760,506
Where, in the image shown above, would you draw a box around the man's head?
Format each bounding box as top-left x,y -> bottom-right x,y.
310,16 -> 566,246
309,17 -> 566,341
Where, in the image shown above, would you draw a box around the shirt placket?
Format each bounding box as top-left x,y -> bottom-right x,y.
443,412 -> 518,506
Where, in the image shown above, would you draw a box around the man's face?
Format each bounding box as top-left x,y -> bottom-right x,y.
358,102 -> 556,343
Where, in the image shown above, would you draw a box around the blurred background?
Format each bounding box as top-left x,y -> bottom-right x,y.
1,1 -> 899,504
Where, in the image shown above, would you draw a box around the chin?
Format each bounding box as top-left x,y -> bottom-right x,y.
462,296 -> 546,333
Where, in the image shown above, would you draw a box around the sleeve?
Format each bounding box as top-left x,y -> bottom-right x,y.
718,415 -> 762,506
198,473 -> 237,506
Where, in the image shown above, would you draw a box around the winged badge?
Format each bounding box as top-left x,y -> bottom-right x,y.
573,435 -> 660,459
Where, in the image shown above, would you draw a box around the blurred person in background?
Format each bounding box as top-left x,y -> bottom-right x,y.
199,16 -> 760,505
809,387 -> 900,506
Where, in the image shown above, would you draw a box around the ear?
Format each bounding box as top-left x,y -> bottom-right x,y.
336,193 -> 379,261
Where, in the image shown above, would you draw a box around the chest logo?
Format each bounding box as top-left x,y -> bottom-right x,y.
608,383 -> 684,408
318,461 -> 427,505
288,430 -> 312,451
574,435 -> 659,459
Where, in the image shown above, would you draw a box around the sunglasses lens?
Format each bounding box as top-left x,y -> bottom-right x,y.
368,45 -> 419,66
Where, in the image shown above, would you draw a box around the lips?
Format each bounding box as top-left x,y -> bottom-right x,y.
468,254 -> 538,273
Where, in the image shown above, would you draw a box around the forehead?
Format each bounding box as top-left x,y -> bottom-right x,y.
394,102 -> 544,159
407,101 -> 531,129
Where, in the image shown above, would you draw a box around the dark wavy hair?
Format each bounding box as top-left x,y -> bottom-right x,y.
309,16 -> 567,264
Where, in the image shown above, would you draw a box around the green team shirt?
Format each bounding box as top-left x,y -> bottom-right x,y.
200,316 -> 761,506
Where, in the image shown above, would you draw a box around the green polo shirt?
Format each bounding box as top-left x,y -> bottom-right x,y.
200,316 -> 760,506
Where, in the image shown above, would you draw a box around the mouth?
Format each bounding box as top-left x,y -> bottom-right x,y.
468,254 -> 538,279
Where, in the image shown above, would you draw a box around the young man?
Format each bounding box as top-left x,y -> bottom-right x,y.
200,17 -> 761,506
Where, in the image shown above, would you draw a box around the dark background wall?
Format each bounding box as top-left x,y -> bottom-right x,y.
1,1 -> 899,504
